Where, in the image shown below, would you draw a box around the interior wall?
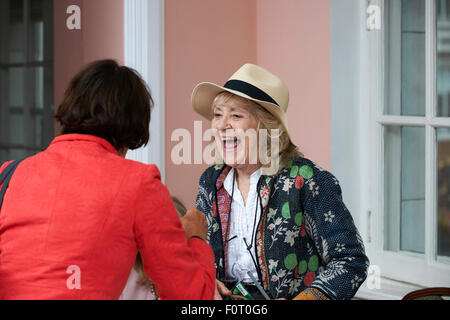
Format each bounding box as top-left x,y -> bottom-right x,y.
54,0 -> 124,134
257,0 -> 331,170
164,0 -> 257,207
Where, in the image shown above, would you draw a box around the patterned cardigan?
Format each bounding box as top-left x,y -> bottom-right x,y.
195,156 -> 369,300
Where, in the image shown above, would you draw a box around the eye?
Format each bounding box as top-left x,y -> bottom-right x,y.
213,112 -> 222,118
232,114 -> 243,119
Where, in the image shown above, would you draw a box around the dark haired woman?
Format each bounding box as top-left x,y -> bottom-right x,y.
0,60 -> 215,300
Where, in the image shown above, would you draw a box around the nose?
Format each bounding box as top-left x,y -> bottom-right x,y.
216,114 -> 232,132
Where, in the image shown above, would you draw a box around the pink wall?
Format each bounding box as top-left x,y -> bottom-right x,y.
257,0 -> 331,170
164,0 -> 331,208
165,0 -> 257,207
54,0 -> 124,134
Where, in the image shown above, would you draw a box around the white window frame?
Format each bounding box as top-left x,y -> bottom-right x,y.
363,0 -> 450,292
123,0 -> 165,181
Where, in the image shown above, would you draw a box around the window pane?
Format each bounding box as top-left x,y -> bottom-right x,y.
9,113 -> 24,145
30,66 -> 44,109
385,0 -> 426,116
33,114 -> 43,147
384,125 -> 426,253
437,0 -> 450,117
10,148 -> 27,160
8,0 -> 24,63
9,67 -> 24,107
29,0 -> 45,62
437,127 -> 450,257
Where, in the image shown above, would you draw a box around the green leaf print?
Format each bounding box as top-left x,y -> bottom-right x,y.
294,212 -> 303,226
299,165 -> 314,179
281,202 -> 291,219
284,253 -> 298,271
298,260 -> 308,275
308,255 -> 319,272
290,166 -> 299,178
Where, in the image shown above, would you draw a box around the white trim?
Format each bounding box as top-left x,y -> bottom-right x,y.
425,125 -> 438,260
355,276 -> 424,300
369,0 -> 385,257
124,0 -> 165,181
370,250 -> 450,288
430,117 -> 450,127
426,0 -> 438,121
377,116 -> 450,127
377,115 -> 428,126
360,0 -> 373,248
425,0 -> 438,265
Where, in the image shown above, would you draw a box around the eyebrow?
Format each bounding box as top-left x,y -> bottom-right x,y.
213,105 -> 249,114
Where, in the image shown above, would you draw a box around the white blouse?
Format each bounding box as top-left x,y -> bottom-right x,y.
223,168 -> 262,283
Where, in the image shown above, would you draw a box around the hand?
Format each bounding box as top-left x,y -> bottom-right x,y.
214,279 -> 231,300
180,208 -> 208,241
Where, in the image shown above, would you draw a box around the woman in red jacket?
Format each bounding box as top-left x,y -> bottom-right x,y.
0,60 -> 215,300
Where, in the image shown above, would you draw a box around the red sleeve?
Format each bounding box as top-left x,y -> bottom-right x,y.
133,165 -> 216,300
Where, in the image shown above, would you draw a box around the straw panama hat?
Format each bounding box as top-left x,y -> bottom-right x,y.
191,63 -> 290,133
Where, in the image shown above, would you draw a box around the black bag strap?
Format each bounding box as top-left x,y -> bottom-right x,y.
0,159 -> 25,210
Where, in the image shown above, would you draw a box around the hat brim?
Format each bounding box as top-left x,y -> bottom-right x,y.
191,82 -> 289,133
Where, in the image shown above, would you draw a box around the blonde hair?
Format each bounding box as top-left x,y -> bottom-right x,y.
212,91 -> 302,173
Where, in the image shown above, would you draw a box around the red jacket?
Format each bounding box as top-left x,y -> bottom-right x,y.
0,134 -> 215,300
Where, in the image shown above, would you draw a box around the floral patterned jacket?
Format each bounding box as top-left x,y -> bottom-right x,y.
195,156 -> 369,300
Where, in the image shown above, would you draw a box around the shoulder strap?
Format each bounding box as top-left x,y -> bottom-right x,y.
0,159 -> 25,210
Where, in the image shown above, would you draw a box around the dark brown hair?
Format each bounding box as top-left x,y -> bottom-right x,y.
55,59 -> 153,151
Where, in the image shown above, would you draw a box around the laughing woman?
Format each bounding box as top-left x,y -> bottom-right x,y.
192,64 -> 369,300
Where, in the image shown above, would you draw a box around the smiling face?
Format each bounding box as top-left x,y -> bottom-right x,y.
211,93 -> 260,170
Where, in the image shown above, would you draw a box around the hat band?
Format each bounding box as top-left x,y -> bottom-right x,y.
224,80 -> 279,107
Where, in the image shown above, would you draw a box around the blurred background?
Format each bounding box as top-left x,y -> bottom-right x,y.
0,0 -> 448,298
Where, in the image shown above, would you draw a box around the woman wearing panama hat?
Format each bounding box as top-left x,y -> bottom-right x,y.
193,64 -> 369,300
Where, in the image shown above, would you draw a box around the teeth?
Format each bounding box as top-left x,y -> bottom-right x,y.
222,137 -> 237,142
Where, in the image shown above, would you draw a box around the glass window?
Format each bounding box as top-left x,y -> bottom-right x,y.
384,125 -> 426,253
437,0 -> 450,117
384,0 -> 426,117
8,0 -> 25,64
381,0 -> 450,260
29,0 -> 45,62
0,0 -> 54,163
8,67 -> 25,107
383,0 -> 428,256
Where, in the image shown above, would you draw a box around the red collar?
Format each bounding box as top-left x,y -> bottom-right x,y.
215,166 -> 232,190
51,134 -> 119,155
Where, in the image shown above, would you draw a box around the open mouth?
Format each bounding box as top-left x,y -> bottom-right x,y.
221,136 -> 241,151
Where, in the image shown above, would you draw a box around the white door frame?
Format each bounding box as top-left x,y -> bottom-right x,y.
124,0 -> 165,181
